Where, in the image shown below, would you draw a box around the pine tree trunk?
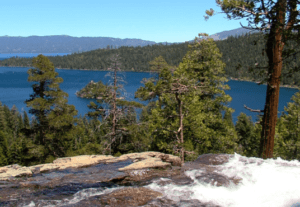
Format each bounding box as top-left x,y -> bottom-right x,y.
260,1 -> 285,159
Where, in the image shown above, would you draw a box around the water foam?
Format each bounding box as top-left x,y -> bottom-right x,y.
146,153 -> 300,207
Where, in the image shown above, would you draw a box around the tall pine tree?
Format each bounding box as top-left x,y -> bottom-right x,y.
136,35 -> 239,162
25,54 -> 78,161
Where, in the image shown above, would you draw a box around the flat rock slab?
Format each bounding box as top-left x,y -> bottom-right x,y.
0,151 -> 181,181
0,153 -> 244,207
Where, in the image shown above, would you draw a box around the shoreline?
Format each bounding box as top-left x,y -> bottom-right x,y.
0,65 -> 151,73
1,65 -> 299,89
228,77 -> 299,90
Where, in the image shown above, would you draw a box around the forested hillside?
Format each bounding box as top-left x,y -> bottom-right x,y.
2,32 -> 300,87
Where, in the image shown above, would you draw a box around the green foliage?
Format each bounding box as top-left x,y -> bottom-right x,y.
223,108 -> 235,128
1,43 -> 189,72
78,54 -> 144,155
114,151 -> 122,157
235,113 -> 261,157
136,35 -> 239,162
0,102 -> 6,132
76,80 -> 108,99
44,155 -> 56,164
25,54 -> 78,160
23,111 -> 30,129
0,130 -> 8,166
273,92 -> 300,161
177,35 -> 239,157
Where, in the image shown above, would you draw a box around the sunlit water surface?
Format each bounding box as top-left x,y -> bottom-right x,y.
0,67 -> 299,124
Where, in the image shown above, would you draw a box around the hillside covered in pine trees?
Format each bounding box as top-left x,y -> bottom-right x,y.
1,32 -> 300,87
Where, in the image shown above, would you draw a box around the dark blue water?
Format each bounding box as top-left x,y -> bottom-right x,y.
0,66 -> 298,124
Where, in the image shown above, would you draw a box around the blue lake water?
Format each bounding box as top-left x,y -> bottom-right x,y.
0,66 -> 299,124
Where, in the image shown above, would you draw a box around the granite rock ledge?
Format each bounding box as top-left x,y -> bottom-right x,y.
0,151 -> 182,181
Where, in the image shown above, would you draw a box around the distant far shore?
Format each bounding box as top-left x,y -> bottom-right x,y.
228,77 -> 299,89
1,65 -> 299,89
0,65 -> 155,73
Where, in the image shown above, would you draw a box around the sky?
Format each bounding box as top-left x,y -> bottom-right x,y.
1,0 -> 248,43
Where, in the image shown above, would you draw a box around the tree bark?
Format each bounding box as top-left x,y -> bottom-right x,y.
259,0 -> 286,159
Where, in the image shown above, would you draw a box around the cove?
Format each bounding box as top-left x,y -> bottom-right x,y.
0,66 -> 299,124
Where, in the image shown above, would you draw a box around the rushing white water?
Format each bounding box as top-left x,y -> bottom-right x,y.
147,153 -> 300,207
21,153 -> 300,207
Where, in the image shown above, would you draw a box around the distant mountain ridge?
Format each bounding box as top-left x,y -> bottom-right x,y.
208,27 -> 256,40
186,27 -> 256,42
0,28 -> 255,53
0,36 -> 157,53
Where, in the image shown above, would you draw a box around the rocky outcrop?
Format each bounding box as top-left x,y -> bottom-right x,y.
0,151 -> 181,181
110,151 -> 182,171
0,164 -> 32,180
0,153 -> 249,207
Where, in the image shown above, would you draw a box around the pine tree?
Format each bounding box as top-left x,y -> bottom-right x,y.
136,35 -> 239,162
9,105 -> 19,141
223,108 -> 235,128
0,130 -> 8,166
235,113 -> 260,157
274,92 -> 300,161
86,54 -> 143,155
0,102 -> 6,132
23,111 -> 30,129
25,54 -> 78,160
176,34 -> 239,160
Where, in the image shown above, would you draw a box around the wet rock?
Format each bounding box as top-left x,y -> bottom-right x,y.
195,172 -> 231,187
144,198 -> 222,207
192,153 -> 235,165
94,187 -> 163,206
0,153 -> 245,207
20,160 -> 132,189
181,153 -> 243,187
118,166 -> 182,187
168,174 -> 194,186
